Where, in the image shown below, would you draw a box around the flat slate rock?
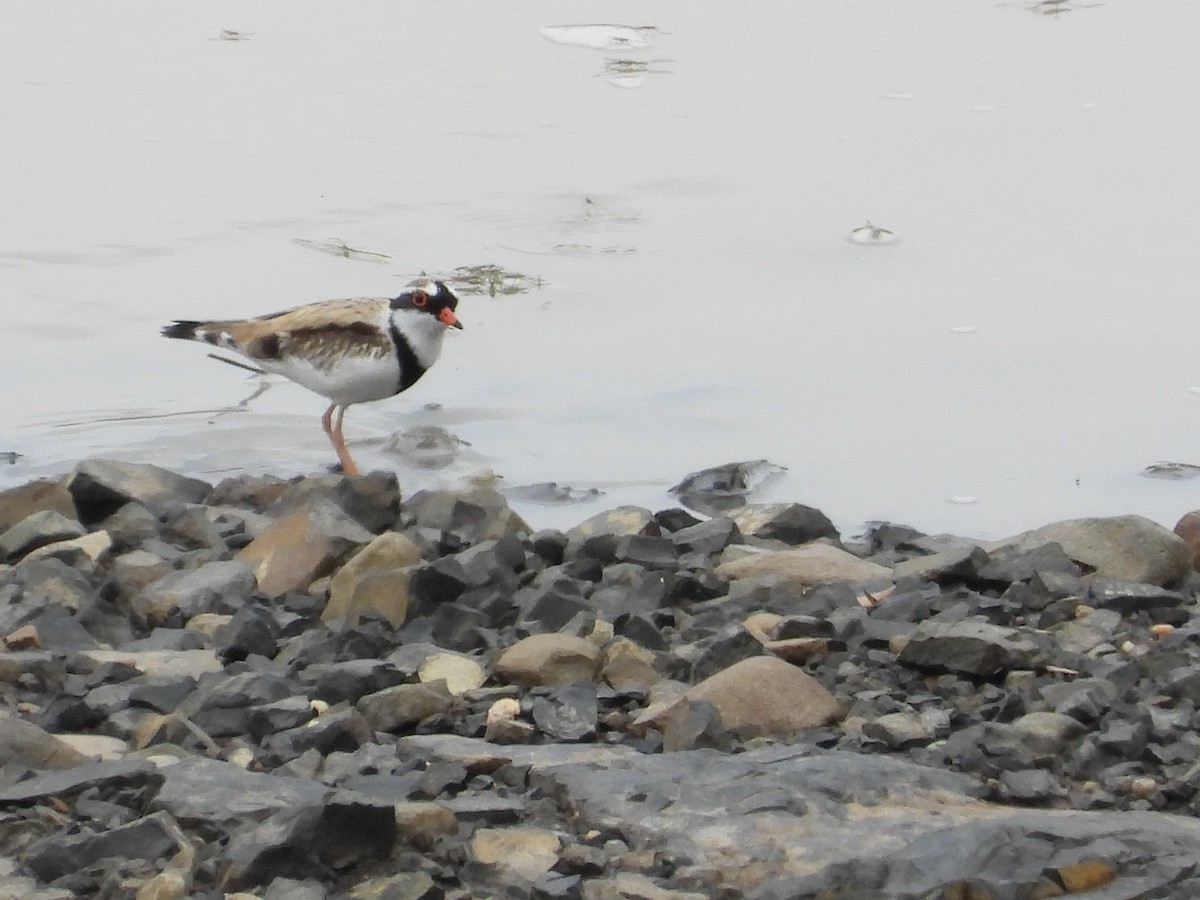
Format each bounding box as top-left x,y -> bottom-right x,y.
0,757 -> 161,804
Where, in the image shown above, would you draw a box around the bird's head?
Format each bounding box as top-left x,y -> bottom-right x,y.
391,281 -> 463,330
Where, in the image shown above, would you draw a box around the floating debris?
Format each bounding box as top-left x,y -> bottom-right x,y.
601,57 -> 672,88
293,238 -> 393,263
949,326 -> 978,334
670,459 -> 787,516
540,24 -> 658,51
1142,462 -> 1200,481
406,264 -> 541,297
947,496 -> 979,505
213,29 -> 253,41
503,482 -> 605,505
848,222 -> 898,246
0,451 -> 20,465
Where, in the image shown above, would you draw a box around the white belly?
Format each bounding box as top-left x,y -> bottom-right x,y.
263,353 -> 402,407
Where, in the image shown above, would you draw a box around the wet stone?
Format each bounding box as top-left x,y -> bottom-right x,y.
0,511 -> 87,563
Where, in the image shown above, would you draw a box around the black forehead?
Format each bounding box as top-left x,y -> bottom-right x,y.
390,281 -> 458,310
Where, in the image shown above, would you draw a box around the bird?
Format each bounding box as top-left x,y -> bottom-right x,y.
162,281 -> 463,476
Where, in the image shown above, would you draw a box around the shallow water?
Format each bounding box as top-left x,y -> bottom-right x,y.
4,2 -> 1200,538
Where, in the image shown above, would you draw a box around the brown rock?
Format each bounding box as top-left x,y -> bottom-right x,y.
471,827 -> 561,882
4,624 -> 39,650
600,638 -> 661,692
716,543 -> 893,588
1057,858 -> 1116,892
237,498 -> 373,598
495,634 -> 603,686
394,801 -> 457,851
0,478 -> 76,531
1174,510 -> 1200,571
647,656 -> 841,739
323,531 -> 421,628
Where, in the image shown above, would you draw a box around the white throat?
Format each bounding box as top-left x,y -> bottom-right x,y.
389,307 -> 448,368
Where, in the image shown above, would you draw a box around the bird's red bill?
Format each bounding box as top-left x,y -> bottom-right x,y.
439,308 -> 463,329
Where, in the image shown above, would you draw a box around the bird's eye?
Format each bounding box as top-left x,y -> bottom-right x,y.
412,290 -> 428,307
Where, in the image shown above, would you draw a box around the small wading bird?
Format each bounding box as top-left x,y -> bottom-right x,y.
162,281 -> 462,475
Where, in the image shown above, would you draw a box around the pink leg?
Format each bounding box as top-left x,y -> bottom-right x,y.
321,404 -> 360,475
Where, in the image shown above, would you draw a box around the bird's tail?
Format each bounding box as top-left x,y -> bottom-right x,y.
162,320 -> 227,347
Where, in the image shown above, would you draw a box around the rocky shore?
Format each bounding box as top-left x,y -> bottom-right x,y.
4,459 -> 1200,898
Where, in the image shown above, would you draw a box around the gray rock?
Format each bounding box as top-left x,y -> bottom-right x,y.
22,810 -> 184,882
268,470 -> 401,533
403,486 -> 531,548
863,711 -> 938,750
1089,576 -> 1188,613
357,680 -> 456,733
726,502 -> 839,544
0,511 -> 86,562
264,707 -> 375,762
222,792 -> 396,890
128,559 -> 256,629
891,546 -> 989,584
564,506 -> 659,561
151,756 -> 329,825
668,517 -> 740,555
0,713 -> 88,769
67,459 -> 210,524
529,683 -> 598,742
898,619 -> 1043,676
989,515 -> 1191,587
0,757 -> 162,805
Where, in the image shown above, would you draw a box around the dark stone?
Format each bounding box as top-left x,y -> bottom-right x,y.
223,793 -> 397,890
101,502 -> 162,552
668,517 -> 740,556
898,619 -> 1043,677
408,557 -> 472,611
67,459 -> 210,524
249,697 -> 316,740
690,625 -> 764,683
264,707 -> 375,762
213,602 -> 281,661
973,542 -> 1082,586
653,508 -> 702,532
735,502 -> 839,545
613,534 -> 679,570
23,810 -> 182,881
299,659 -> 406,704
1089,577 -> 1189,613
515,576 -> 591,631
530,683 -> 598,742
588,567 -> 672,621
531,529 -> 568,565
614,612 -> 670,651
0,757 -> 162,805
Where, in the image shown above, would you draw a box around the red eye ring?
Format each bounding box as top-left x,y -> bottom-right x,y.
412,289 -> 428,307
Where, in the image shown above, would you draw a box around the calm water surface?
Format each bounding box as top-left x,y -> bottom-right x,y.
3,2 -> 1200,538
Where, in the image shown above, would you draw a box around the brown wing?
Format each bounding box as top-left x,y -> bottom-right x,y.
216,298 -> 392,370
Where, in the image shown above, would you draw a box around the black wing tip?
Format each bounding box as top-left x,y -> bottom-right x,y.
162,320 -> 201,340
